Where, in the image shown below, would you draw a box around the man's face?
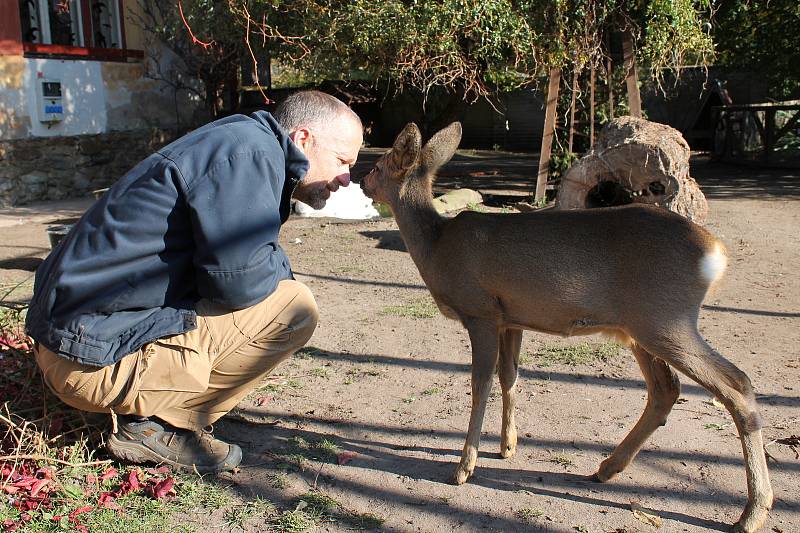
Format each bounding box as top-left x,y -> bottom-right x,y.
291,117 -> 363,210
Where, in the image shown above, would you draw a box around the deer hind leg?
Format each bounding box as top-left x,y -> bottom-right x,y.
452,318 -> 499,485
594,343 -> 680,482
498,327 -> 523,459
640,328 -> 773,533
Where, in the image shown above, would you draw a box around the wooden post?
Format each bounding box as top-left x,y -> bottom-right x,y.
622,30 -> 642,118
535,67 -> 561,202
590,62 -> 596,146
568,66 -> 578,153
606,34 -> 613,121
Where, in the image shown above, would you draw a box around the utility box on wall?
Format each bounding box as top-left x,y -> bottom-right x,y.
36,77 -> 63,124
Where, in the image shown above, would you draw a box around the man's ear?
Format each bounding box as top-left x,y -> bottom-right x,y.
419,122 -> 462,176
389,123 -> 422,173
290,127 -> 312,153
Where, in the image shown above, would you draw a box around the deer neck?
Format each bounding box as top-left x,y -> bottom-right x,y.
391,177 -> 443,263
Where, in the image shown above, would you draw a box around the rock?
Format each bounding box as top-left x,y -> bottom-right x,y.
556,116 -> 708,224
432,188 -> 483,214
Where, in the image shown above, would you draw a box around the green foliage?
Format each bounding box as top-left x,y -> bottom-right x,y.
234,0 -> 716,102
712,0 -> 800,99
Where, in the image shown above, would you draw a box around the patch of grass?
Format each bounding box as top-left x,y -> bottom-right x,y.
422,386 -> 443,395
275,508 -> 317,533
286,435 -> 340,463
704,422 -> 731,431
269,473 -> 289,489
345,366 -> 385,381
295,492 -> 386,530
381,298 -> 439,319
466,202 -> 486,212
402,396 -> 416,404
294,346 -> 328,361
516,507 -> 544,520
532,341 -> 621,367
310,367 -> 330,378
549,453 -> 576,469
178,478 -> 234,510
224,497 -> 276,530
257,377 -> 302,394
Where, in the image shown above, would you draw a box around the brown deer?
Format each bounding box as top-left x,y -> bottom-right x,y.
361,122 -> 772,532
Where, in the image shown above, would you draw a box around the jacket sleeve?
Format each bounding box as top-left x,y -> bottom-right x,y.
185,152 -> 293,309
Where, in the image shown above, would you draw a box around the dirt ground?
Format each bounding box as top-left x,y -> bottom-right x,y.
0,151 -> 798,532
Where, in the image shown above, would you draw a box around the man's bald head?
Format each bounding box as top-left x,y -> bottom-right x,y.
274,90 -> 362,137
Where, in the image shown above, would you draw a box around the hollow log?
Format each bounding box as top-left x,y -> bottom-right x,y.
555,116 -> 708,225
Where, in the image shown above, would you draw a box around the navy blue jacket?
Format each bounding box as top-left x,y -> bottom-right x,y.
25,112 -> 309,367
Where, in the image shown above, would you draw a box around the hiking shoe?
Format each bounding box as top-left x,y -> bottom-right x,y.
107,416 -> 242,473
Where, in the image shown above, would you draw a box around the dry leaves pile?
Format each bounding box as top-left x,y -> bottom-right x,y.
0,313 -> 177,532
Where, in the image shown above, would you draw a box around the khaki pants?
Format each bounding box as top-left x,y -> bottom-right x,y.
34,280 -> 318,431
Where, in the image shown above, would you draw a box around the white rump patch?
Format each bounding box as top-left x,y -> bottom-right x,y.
700,242 -> 728,285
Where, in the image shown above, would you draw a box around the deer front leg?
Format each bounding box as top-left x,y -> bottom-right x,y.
452,319 -> 499,485
498,328 -> 522,459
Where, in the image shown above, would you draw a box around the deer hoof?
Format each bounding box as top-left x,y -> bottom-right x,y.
732,498 -> 772,533
591,469 -> 613,483
451,466 -> 472,485
500,443 -> 516,459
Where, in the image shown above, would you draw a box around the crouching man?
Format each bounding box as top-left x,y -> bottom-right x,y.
25,91 -> 363,473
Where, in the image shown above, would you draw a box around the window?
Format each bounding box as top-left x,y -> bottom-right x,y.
18,0 -> 123,49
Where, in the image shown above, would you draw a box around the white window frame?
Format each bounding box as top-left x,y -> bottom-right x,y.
91,0 -> 123,49
22,0 -> 125,49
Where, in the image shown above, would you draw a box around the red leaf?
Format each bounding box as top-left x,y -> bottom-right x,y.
256,395 -> 272,406
2,484 -> 20,494
99,467 -> 118,481
75,525 -> 88,533
29,478 -> 49,497
98,492 -> 122,511
127,470 -> 141,491
69,505 -> 93,520
336,451 -> 357,465
150,477 -> 174,499
85,473 -> 96,484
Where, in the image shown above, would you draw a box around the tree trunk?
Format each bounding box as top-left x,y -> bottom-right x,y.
555,116 -> 709,225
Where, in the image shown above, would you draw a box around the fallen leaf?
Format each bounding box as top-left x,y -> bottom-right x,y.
127,470 -> 141,491
150,477 -> 175,499
631,502 -> 662,528
29,478 -> 50,497
336,451 -> 357,465
69,505 -> 93,520
99,467 -> 118,481
256,395 -> 272,406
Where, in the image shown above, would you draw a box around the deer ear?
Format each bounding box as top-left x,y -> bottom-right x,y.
389,123 -> 422,173
420,122 -> 462,175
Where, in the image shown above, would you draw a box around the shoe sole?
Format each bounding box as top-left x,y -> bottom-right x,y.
107,433 -> 243,474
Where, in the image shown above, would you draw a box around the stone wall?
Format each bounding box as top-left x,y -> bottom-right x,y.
0,128 -> 185,206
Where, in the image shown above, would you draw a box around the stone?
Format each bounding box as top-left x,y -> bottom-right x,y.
432,188 -> 484,214
20,171 -> 48,185
556,116 -> 708,225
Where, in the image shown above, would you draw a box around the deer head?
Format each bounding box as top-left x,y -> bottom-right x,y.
362,122 -> 462,205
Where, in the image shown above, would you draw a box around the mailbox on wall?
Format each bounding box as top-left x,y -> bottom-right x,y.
37,78 -> 64,124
